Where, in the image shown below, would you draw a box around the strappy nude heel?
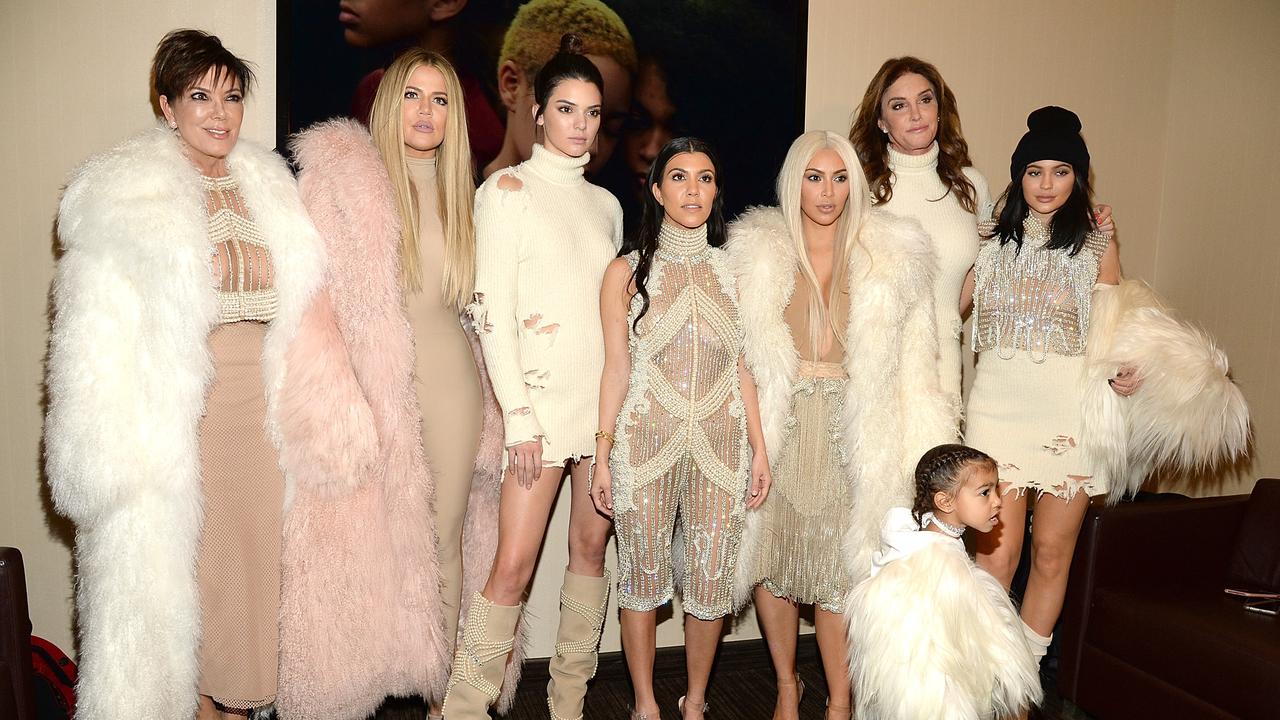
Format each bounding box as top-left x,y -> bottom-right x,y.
678,695 -> 709,719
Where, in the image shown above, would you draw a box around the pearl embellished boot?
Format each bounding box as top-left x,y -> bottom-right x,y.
441,592 -> 521,720
546,569 -> 611,720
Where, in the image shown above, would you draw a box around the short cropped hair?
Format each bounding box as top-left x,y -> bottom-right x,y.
151,29 -> 255,100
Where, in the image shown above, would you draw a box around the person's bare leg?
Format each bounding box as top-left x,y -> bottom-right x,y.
566,459 -> 611,577
1021,489 -> 1090,635
753,586 -> 802,720
482,465 -> 566,604
681,614 -> 724,719
974,486 -> 1028,588
814,607 -> 851,719
620,608 -> 660,716
546,459 -> 614,719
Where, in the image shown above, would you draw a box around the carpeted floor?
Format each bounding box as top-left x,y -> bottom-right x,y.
372,635 -> 1092,719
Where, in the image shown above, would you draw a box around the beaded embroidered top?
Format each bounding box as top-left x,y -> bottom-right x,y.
611,222 -> 748,515
971,215 -> 1107,360
204,175 -> 277,323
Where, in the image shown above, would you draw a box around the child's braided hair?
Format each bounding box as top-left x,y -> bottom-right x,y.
911,444 -> 998,526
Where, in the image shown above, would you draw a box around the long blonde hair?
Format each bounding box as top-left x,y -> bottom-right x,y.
776,131 -> 871,359
370,48 -> 476,306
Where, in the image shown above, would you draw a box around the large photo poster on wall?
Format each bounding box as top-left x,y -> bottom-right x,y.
278,0 -> 808,225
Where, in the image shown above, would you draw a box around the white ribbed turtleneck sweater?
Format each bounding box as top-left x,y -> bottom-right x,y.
885,142 -> 992,400
471,143 -> 623,467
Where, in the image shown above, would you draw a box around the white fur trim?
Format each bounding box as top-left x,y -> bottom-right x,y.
847,510 -> 1042,720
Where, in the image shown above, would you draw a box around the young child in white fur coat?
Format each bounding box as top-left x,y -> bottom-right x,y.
848,444 -> 1043,720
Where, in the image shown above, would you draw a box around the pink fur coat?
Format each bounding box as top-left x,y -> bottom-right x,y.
277,119 -> 525,718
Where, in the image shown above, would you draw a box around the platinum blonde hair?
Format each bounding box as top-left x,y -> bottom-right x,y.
775,131 -> 871,359
370,48 -> 476,306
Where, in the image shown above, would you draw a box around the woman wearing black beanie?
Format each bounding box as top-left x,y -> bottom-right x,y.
962,105 -> 1133,681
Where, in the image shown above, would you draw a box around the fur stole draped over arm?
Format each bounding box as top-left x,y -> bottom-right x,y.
1081,279 -> 1250,503
847,509 -> 1042,720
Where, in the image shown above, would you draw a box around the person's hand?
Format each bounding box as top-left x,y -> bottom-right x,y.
507,439 -> 543,489
1108,365 -> 1143,396
746,450 -> 772,510
1094,204 -> 1115,238
590,461 -> 614,518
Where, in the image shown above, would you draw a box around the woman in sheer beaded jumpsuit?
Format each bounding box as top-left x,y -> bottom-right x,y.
593,138 -> 771,720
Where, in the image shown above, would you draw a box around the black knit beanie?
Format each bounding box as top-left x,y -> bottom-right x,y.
1009,106 -> 1089,183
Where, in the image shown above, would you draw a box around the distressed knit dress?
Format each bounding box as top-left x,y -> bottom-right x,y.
965,215 -> 1110,499
470,143 -> 622,468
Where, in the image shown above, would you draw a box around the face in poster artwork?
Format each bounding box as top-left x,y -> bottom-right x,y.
282,1 -> 806,224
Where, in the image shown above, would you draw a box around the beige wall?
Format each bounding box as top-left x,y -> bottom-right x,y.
2,0 -> 1276,662
1151,0 -> 1280,495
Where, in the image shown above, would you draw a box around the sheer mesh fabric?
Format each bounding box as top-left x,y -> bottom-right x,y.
204,176 -> 277,323
972,215 -> 1108,361
612,228 -> 746,620
752,270 -> 853,611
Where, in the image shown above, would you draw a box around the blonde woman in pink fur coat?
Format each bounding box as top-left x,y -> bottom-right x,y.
278,49 -> 526,719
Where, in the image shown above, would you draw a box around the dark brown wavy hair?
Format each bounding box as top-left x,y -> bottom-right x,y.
849,56 -> 977,213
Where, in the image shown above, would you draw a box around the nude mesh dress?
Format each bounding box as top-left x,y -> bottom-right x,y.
194,174 -> 284,710
751,270 -> 853,613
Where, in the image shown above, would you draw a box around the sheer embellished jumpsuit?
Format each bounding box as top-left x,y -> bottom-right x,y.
610,222 -> 749,621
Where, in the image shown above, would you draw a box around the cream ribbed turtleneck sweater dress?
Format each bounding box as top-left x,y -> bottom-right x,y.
470,143 -> 623,469
885,142 -> 992,402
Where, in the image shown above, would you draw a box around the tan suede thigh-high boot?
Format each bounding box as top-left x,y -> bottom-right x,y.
442,592 -> 521,720
546,569 -> 611,720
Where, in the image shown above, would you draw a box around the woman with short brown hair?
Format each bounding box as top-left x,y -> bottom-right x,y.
47,29 -> 342,719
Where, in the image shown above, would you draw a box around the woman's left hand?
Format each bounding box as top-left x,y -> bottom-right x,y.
1094,204 -> 1116,237
746,451 -> 772,510
1108,365 -> 1143,396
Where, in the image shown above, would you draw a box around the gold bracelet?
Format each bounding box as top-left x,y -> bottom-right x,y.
595,430 -> 616,445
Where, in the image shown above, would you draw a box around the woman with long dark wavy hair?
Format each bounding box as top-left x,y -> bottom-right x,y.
592,137 -> 771,720
848,57 -> 1111,408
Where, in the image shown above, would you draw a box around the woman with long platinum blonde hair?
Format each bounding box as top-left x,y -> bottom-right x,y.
280,48 -> 524,719
728,131 -> 956,720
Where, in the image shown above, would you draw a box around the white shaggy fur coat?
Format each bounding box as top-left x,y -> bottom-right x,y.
847,508 -> 1041,720
1082,279 -> 1250,501
46,125 -> 326,720
725,206 -> 959,608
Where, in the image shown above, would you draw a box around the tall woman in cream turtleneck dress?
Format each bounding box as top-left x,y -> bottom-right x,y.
849,57 -> 991,409
445,35 -> 622,720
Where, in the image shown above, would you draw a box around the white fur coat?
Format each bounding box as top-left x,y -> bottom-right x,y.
725,206 -> 958,607
1082,279 -> 1250,501
847,508 -> 1041,720
46,125 -> 326,720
